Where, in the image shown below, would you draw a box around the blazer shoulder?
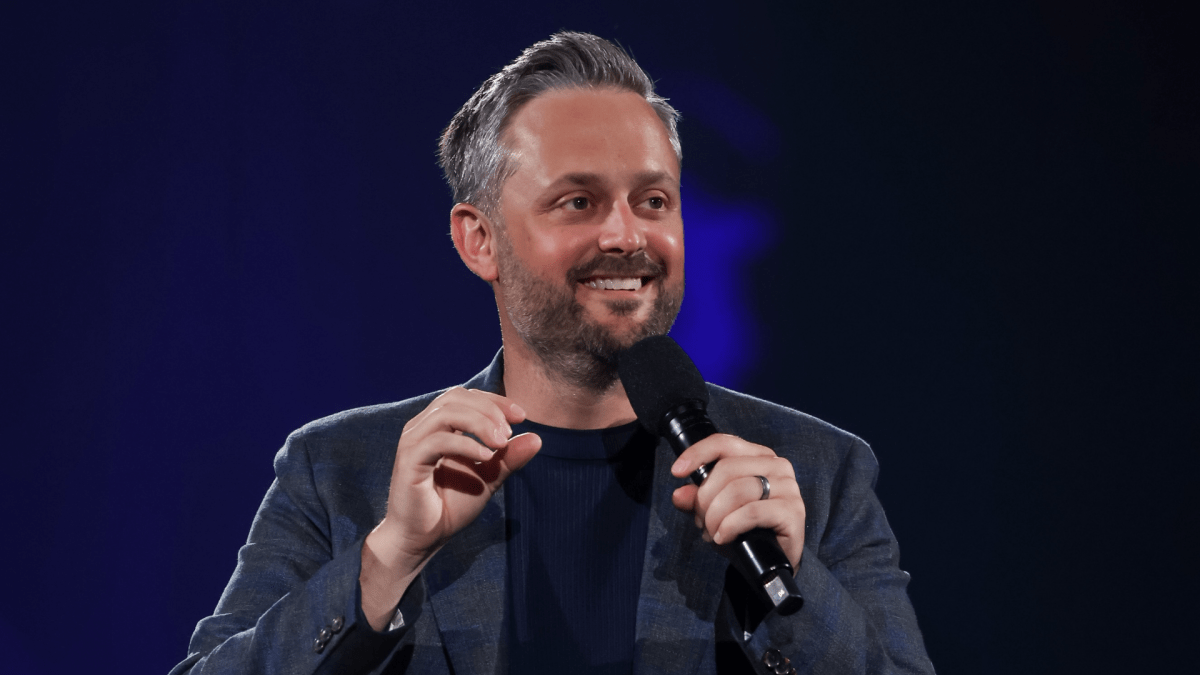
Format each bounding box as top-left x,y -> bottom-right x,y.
274,389 -> 448,470
707,384 -> 865,443
264,389 -> 454,543
705,384 -> 875,472
296,390 -> 445,438
281,351 -> 503,462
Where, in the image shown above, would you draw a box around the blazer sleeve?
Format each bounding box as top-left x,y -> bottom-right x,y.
728,437 -> 935,675
168,431 -> 420,675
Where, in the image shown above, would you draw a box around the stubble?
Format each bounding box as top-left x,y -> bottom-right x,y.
496,232 -> 683,393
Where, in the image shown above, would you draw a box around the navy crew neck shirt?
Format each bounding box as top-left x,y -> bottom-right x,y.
504,419 -> 658,674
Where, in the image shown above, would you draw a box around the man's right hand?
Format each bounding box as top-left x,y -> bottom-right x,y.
360,387 -> 541,630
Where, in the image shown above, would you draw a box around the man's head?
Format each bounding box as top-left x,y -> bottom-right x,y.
443,33 -> 685,394
438,31 -> 681,219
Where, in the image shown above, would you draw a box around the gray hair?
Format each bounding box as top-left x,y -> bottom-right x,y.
438,31 -> 681,218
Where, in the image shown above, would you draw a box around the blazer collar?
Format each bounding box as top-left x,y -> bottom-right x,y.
423,349 -> 726,675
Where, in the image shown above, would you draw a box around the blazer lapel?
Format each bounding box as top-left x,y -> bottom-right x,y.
633,439 -> 728,675
419,352 -> 510,674
423,490 -> 509,675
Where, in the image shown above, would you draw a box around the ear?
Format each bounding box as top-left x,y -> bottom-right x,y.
450,203 -> 500,282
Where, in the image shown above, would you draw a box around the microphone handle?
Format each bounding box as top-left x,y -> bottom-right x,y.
663,404 -> 804,616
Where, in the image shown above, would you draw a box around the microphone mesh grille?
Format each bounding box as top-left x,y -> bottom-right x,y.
617,336 -> 709,434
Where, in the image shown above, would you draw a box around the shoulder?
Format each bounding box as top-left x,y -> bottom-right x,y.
263,390 -> 451,539
707,384 -> 864,448
293,390 -> 444,443
273,389 -> 447,474
284,348 -> 504,457
705,384 -> 876,478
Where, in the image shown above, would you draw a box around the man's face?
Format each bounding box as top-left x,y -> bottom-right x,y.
493,87 -> 684,391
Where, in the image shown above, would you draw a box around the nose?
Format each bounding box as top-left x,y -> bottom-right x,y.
597,201 -> 646,254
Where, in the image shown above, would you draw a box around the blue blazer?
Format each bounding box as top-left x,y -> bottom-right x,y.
172,352 -> 934,674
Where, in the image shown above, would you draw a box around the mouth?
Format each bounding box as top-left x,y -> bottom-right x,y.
569,253 -> 666,295
581,276 -> 651,291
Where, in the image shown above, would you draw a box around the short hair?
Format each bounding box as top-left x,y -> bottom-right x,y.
438,31 -> 681,217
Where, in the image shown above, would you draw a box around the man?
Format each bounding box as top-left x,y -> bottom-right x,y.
172,32 -> 934,674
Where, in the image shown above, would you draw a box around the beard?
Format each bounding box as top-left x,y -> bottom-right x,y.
496,235 -> 683,394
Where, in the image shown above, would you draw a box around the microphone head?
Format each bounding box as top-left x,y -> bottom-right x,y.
617,335 -> 709,435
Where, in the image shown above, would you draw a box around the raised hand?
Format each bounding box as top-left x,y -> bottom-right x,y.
360,387 -> 541,629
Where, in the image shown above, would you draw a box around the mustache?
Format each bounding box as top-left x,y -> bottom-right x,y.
567,253 -> 666,283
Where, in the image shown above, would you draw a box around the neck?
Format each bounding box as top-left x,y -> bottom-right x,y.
499,334 -> 637,430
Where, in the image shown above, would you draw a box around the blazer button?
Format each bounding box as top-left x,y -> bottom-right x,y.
762,649 -> 794,674
313,637 -> 326,654
318,627 -> 333,642
331,615 -> 344,632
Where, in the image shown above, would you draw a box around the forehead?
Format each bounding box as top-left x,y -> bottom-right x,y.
501,88 -> 679,182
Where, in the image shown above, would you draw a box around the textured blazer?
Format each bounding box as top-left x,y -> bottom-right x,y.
171,351 -> 934,674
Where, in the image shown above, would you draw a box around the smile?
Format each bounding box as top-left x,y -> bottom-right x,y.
582,277 -> 645,291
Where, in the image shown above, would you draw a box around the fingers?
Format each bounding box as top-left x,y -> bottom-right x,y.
401,388 -> 528,466
428,429 -> 540,490
375,389 -> 541,582
702,472 -> 800,542
669,435 -> 806,565
672,436 -> 795,521
496,431 -> 542,473
710,498 -> 807,564
671,482 -> 698,513
670,433 -> 774,478
466,388 -> 530,425
442,430 -> 543,485
695,456 -> 797,516
411,387 -> 525,436
673,461 -> 799,539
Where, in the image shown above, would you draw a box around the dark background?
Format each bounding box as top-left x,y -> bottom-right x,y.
4,1 -> 1197,673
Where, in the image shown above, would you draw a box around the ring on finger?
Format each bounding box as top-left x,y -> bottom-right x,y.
755,475 -> 771,501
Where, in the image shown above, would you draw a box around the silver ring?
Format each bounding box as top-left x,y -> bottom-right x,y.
756,475 -> 771,501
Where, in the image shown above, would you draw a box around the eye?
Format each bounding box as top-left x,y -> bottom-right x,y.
643,196 -> 666,210
565,196 -> 590,211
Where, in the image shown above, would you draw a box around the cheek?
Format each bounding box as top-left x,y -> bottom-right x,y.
526,231 -> 595,273
648,226 -> 684,270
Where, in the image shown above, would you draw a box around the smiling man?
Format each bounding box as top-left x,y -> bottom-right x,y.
456,85 -> 684,409
172,33 -> 934,675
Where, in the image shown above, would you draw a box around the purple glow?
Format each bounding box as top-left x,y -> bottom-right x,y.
670,177 -> 776,388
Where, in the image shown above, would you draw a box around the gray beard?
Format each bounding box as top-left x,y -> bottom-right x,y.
497,236 -> 683,394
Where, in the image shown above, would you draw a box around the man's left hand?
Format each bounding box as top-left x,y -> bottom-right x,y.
670,434 -> 806,569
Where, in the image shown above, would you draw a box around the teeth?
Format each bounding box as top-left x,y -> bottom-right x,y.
585,277 -> 643,290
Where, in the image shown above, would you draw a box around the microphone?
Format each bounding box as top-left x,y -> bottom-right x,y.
618,335 -> 803,616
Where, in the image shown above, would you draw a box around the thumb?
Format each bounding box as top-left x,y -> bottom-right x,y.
496,431 -> 542,476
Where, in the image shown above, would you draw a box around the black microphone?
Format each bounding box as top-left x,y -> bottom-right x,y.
618,335 -> 803,616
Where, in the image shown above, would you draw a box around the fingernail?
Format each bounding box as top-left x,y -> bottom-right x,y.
713,532 -> 723,544
510,403 -> 526,418
494,428 -> 507,444
671,458 -> 690,474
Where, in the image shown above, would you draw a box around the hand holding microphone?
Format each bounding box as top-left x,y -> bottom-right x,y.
618,336 -> 805,615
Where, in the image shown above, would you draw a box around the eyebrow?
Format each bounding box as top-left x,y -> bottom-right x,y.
554,172 -> 604,188
631,170 -> 678,189
551,170 -> 678,189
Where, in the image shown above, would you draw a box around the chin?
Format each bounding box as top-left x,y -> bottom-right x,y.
599,318 -> 666,351
601,297 -> 643,318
